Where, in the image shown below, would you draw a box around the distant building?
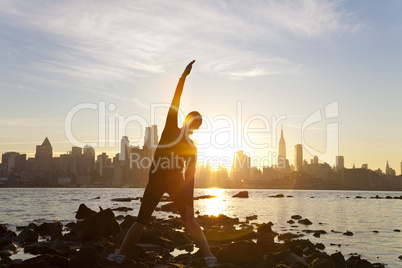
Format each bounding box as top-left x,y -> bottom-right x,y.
230,150 -> 250,186
82,145 -> 95,173
1,152 -> 26,177
294,144 -> 303,172
143,125 -> 158,163
336,156 -> 344,170
312,155 -> 319,165
278,126 -> 287,168
34,137 -> 53,181
144,125 -> 158,150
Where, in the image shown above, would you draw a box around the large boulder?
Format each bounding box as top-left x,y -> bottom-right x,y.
216,240 -> 263,263
232,191 -> 249,198
34,222 -> 62,236
0,224 -> 10,237
75,204 -> 96,219
120,215 -> 137,229
69,247 -> 100,268
14,254 -> 70,268
16,229 -> 39,244
24,241 -> 75,257
271,250 -> 309,268
72,208 -> 121,242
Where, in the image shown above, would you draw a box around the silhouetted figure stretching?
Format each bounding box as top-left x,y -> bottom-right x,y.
108,61 -> 220,267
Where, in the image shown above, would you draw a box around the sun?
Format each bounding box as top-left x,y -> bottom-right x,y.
191,131 -> 236,171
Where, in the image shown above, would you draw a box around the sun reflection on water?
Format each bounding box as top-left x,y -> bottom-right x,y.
199,188 -> 227,216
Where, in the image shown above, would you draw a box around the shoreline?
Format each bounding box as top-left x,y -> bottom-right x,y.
1,185 -> 402,192
0,198 -> 395,267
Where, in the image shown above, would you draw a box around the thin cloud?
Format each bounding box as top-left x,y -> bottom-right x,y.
0,0 -> 363,85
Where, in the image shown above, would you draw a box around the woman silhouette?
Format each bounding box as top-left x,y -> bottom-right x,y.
108,61 -> 220,267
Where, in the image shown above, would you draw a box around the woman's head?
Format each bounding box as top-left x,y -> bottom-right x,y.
184,111 -> 202,133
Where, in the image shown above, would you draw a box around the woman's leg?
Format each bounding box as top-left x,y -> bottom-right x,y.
117,179 -> 164,255
118,221 -> 145,255
168,179 -> 214,258
184,206 -> 214,257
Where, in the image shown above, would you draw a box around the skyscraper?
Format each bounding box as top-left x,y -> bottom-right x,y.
336,156 -> 344,170
278,126 -> 286,168
82,145 -> 95,172
143,125 -> 158,162
120,136 -> 130,161
144,125 -> 158,149
35,137 -> 53,175
294,144 -> 303,172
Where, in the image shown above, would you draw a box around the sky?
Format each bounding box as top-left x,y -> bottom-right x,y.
0,0 -> 401,172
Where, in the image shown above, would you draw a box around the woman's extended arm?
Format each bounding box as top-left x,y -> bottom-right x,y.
165,60 -> 195,130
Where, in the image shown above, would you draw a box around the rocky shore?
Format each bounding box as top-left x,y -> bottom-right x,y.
0,193 -> 393,268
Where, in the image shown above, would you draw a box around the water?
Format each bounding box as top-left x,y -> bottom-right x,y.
1,188 -> 401,266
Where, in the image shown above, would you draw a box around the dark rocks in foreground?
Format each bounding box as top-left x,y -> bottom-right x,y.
75,203 -> 97,219
0,204 -> 389,268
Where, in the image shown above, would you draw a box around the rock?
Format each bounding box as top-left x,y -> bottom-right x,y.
310,257 -> 332,268
1,241 -> 17,254
216,240 -> 263,263
373,230 -> 379,233
316,243 -> 325,250
270,194 -> 285,198
298,218 -> 312,225
111,197 -> 133,202
331,251 -> 346,267
343,231 -> 353,236
120,215 -> 137,229
399,255 -> 402,260
287,220 -> 295,224
34,221 -> 62,236
394,229 -> 401,232
313,232 -> 321,238
303,229 -> 326,234
75,204 -> 96,219
291,215 -> 302,220
287,195 -> 293,198
16,254 -> 70,268
278,232 -> 302,241
232,191 -> 249,198
272,251 -> 309,267
160,202 -> 179,214
346,255 -> 374,268
115,215 -> 125,221
16,229 -> 38,244
246,215 -> 258,221
197,214 -> 239,227
72,208 -> 121,242
194,195 -> 219,199
111,207 -> 134,212
257,222 -> 274,234
69,247 -> 100,268
24,241 -> 75,256
0,224 -> 10,237
356,196 -> 364,199
257,233 -> 275,253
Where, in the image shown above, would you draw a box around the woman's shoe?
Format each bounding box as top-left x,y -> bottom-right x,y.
107,250 -> 126,264
205,256 -> 220,267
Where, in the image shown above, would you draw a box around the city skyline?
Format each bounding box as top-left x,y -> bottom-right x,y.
1,1 -> 402,171
1,131 -> 400,175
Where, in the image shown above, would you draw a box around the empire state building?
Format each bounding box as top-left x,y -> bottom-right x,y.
278,126 -> 287,168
